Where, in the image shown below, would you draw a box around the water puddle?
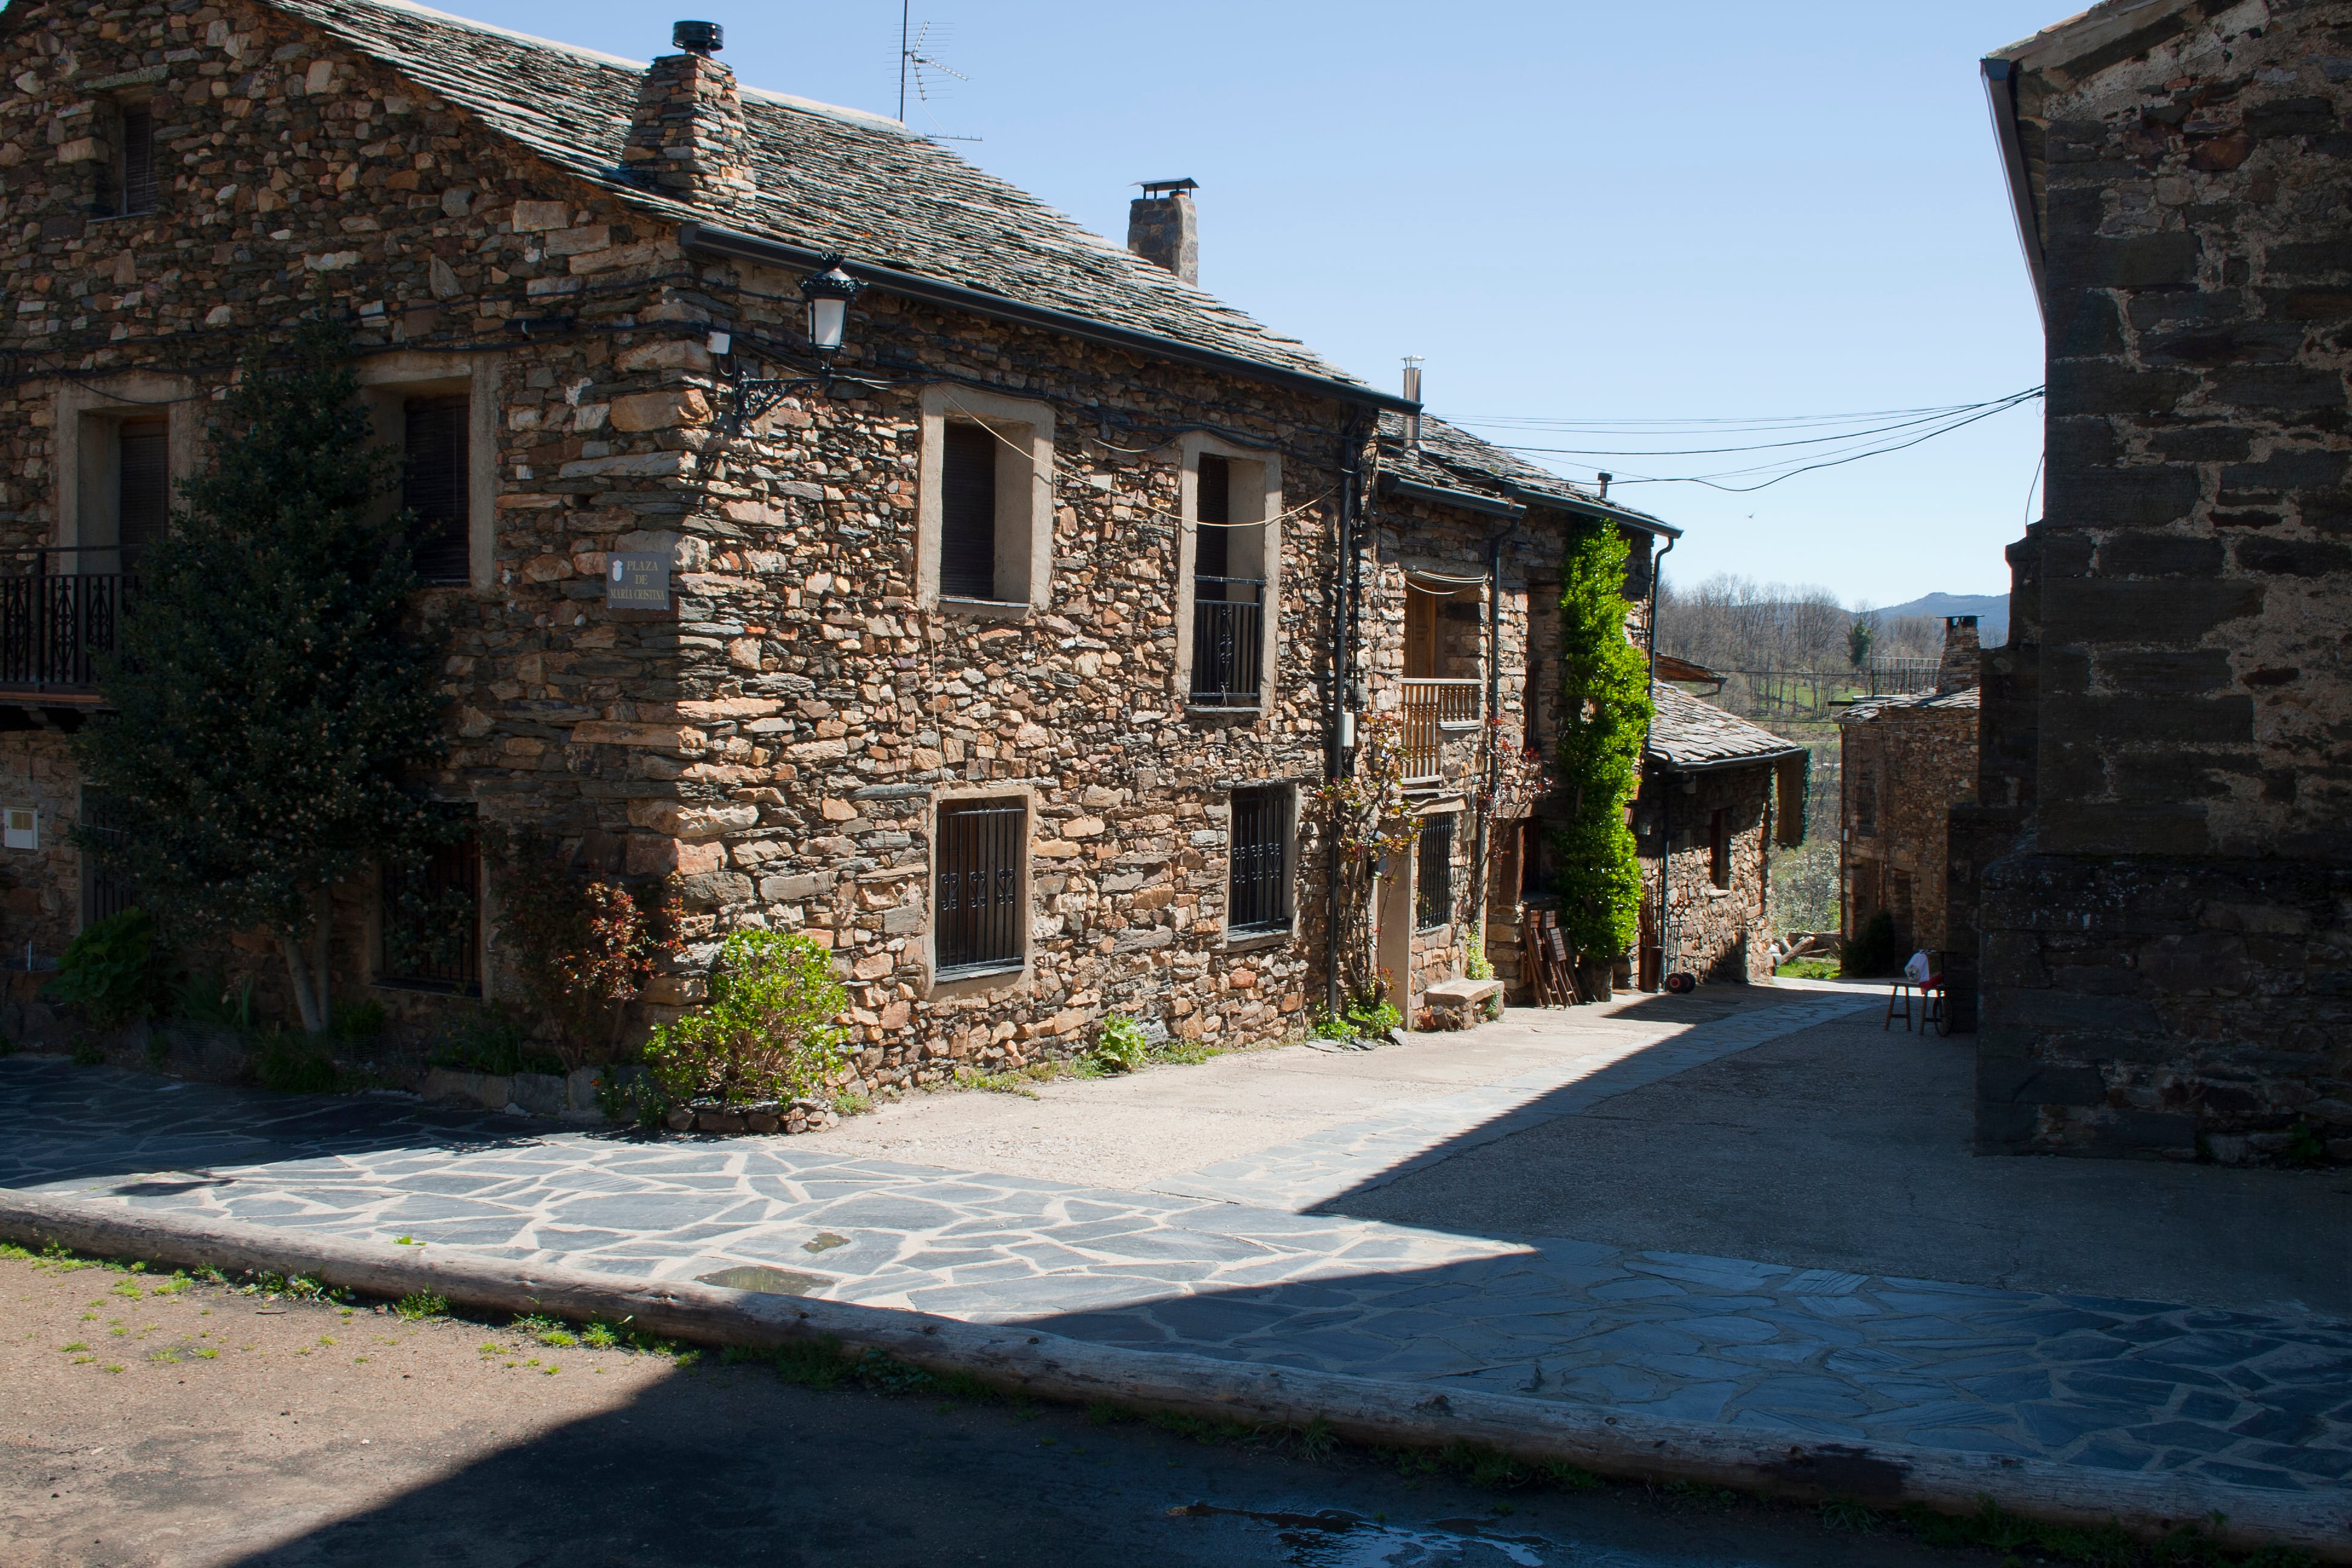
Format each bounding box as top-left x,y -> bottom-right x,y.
1169,1504 -> 1549,1566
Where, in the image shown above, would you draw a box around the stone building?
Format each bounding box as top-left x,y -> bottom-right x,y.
1838,616 -> 1982,956
0,0 -> 1685,1073
1633,685 -> 1806,987
1968,0 -> 2352,1162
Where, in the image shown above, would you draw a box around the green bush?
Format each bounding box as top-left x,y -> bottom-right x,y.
173,972 -> 255,1033
255,1032 -> 337,1094
1090,1014 -> 1149,1074
428,1006 -> 562,1077
1777,957 -> 1840,981
333,999 -> 387,1044
47,908 -> 168,1029
643,930 -> 847,1108
1841,911 -> 1901,978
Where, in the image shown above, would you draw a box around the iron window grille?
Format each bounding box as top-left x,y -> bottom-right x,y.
1228,786 -> 1289,934
1416,814 -> 1455,931
77,790 -> 138,929
935,799 -> 1024,975
403,395 -> 471,583
379,814 -> 482,995
939,422 -> 998,599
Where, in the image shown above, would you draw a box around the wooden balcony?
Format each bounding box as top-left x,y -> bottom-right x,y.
1400,678 -> 1481,783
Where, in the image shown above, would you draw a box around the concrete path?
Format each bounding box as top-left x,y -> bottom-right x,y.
4,985 -> 2347,1503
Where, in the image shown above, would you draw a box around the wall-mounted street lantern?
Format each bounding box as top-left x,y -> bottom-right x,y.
724,252 -> 874,433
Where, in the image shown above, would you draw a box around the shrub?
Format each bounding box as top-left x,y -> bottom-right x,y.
643,930 -> 847,1107
332,999 -> 387,1044
492,831 -> 682,1070
1551,520 -> 1651,964
428,1006 -> 563,1078
1090,1013 -> 1149,1074
1465,924 -> 1494,982
1841,911 -> 1901,978
173,972 -> 255,1033
47,907 -> 168,1029
255,1032 -> 337,1094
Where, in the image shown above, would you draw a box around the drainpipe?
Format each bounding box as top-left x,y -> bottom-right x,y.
1646,531 -> 1676,989
1325,413 -> 1367,1017
1469,514 -> 1518,975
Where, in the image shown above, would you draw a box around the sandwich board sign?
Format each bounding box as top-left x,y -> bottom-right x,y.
607,552 -> 669,608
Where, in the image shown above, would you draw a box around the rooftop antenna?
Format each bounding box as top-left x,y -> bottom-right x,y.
899,4 -> 979,140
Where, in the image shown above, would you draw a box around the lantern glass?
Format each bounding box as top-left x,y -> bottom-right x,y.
808,295 -> 848,351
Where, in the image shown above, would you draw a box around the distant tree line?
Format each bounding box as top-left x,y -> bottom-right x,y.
1655,573 -> 1945,719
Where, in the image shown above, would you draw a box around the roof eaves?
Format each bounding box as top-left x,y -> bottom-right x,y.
1380,474 -> 1523,520
679,220 -> 1422,416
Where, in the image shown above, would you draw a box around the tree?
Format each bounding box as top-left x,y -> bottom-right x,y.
73,321 -> 452,1034
1847,613 -> 1876,670
1552,521 -> 1651,971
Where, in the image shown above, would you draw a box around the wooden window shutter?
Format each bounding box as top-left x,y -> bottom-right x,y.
403,395 -> 470,583
116,420 -> 168,553
939,423 -> 998,599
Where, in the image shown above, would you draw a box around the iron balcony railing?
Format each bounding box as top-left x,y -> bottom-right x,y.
0,548 -> 136,694
1400,678 -> 1482,783
1189,576 -> 1264,707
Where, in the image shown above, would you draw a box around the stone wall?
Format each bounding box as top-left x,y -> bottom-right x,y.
1971,0 -> 2352,1160
1636,762 -> 1774,985
1841,700 -> 1978,953
0,728 -> 85,959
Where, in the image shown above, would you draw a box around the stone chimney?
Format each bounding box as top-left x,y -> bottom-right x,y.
1128,178 -> 1199,284
621,21 -> 757,212
1936,615 -> 1981,693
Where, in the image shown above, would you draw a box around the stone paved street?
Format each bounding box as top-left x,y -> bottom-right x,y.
4,988 -> 2348,1501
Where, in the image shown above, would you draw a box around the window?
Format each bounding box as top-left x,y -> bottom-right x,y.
938,422 -> 998,599
116,105 -> 157,217
403,394 -> 470,583
1190,453 -> 1264,705
380,817 -> 482,994
1709,808 -> 1730,889
1228,786 -> 1289,934
1853,767 -> 1877,836
79,789 -> 137,930
1416,814 -> 1454,930
117,417 -> 168,556
920,387 -> 1053,612
935,798 -> 1025,975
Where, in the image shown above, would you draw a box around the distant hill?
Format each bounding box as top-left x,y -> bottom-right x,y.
1872,592 -> 2008,645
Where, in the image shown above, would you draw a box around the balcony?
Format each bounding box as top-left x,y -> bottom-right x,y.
0,550 -> 133,710
1400,678 -> 1481,784
1189,577 -> 1264,708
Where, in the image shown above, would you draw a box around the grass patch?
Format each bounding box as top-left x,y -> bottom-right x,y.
393,1291 -> 448,1321
1775,958 -> 1840,981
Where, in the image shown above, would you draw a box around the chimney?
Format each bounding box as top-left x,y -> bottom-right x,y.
1936,615 -> 1981,693
1401,357 -> 1422,450
622,21 -> 757,212
1128,178 -> 1199,284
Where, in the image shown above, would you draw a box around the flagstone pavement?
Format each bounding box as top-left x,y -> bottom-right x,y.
3,994 -> 2347,1499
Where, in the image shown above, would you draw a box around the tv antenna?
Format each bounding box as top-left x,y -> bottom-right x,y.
898,3 -> 979,140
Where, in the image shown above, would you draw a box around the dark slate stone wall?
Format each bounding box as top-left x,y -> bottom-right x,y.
1971,0 -> 2352,1162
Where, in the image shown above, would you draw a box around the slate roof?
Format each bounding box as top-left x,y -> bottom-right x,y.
263,0 -> 1367,390
1377,411 -> 1680,535
1645,684 -> 1806,772
1840,686 -> 1982,724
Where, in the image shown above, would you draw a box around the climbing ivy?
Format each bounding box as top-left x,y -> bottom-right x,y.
1550,521 -> 1652,963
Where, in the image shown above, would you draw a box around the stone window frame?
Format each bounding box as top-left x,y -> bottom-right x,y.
355,351 -> 503,593
1416,808 -> 1459,932
921,781 -> 1036,999
916,385 -> 1054,619
51,372 -> 201,567
1222,780 -> 1299,953
1174,432 -> 1282,717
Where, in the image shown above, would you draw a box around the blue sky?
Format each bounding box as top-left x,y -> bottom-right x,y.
443,0 -> 2063,607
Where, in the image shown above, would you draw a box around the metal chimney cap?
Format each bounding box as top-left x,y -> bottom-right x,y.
672,20 -> 723,54
1136,178 -> 1199,197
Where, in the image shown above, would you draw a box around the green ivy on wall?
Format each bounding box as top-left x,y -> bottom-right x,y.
1550,521 -> 1653,964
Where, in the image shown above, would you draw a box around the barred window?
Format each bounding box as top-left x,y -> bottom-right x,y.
1416,814 -> 1454,931
935,798 -> 1024,975
938,423 -> 998,600
380,814 -> 482,995
113,105 -> 158,217
1228,786 -> 1289,934
403,394 -> 470,583
78,789 -> 137,930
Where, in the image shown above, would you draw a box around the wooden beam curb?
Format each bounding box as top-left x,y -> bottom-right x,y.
4,1193 -> 2342,1559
